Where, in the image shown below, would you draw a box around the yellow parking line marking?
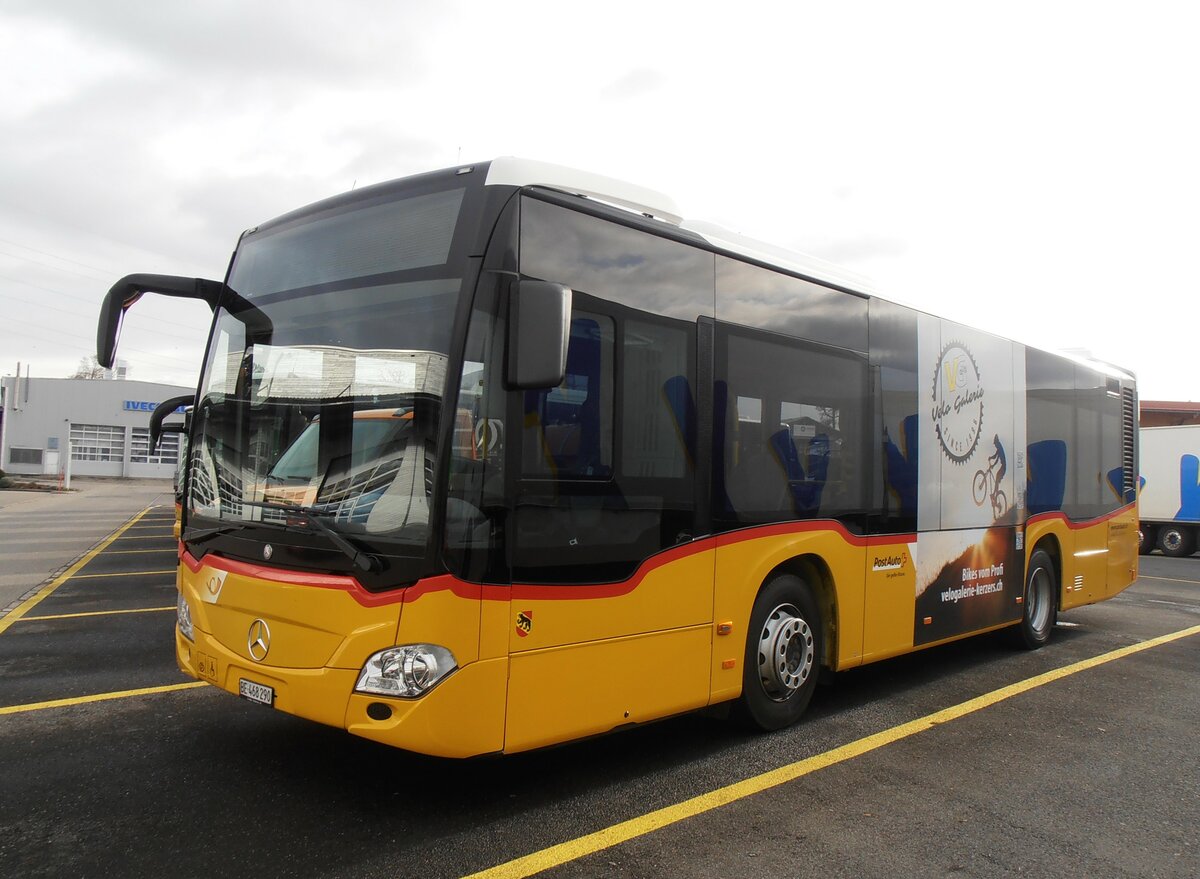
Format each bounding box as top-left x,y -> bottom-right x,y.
100,549 -> 178,555
15,606 -> 175,623
1139,574 -> 1200,586
462,623 -> 1200,879
0,682 -> 207,716
0,507 -> 153,636
68,570 -> 176,579
112,534 -> 176,540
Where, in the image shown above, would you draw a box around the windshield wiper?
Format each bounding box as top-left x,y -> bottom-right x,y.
184,523 -> 250,545
237,500 -> 382,574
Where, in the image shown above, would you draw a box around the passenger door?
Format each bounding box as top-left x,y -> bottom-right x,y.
502,295 -> 714,752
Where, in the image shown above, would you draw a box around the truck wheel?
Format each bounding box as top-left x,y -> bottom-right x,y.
1137,526 -> 1156,555
1157,526 -> 1195,558
736,574 -> 823,731
1013,549 -> 1057,650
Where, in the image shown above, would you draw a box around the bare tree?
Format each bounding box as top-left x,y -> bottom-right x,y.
69,355 -> 108,379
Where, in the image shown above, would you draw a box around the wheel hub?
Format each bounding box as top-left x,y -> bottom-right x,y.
757,603 -> 814,702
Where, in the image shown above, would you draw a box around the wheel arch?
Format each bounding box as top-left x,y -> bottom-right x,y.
1029,533 -> 1064,610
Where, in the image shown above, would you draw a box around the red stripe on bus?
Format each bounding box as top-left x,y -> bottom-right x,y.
176,518 -> 965,609
1026,502 -> 1136,530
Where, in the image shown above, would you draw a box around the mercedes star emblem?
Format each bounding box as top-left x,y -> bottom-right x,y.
247,618 -> 271,662
263,544 -> 273,561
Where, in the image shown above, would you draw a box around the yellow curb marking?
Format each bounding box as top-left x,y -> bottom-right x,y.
462,623 -> 1200,879
95,548 -> 178,555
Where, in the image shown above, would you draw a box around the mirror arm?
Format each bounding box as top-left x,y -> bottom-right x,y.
148,395 -> 194,453
97,274 -> 272,368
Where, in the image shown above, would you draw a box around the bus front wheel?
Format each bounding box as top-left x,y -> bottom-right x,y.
737,574 -> 823,731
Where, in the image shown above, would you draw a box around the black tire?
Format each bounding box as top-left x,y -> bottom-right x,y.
1157,526 -> 1195,558
1014,548 -> 1057,650
736,573 -> 823,731
1137,526 -> 1156,555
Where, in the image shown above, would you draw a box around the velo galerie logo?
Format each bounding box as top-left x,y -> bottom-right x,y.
931,341 -> 985,464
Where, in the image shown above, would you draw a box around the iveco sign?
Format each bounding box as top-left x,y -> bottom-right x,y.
123,400 -> 186,413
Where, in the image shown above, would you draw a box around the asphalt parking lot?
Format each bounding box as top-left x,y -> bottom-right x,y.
1,507 -> 1196,879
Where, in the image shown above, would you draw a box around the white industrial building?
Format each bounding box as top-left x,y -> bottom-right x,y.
0,375 -> 192,480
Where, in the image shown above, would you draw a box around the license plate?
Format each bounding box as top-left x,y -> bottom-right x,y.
239,678 -> 274,707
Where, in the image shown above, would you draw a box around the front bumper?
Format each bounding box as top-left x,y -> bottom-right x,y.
176,626 -> 507,758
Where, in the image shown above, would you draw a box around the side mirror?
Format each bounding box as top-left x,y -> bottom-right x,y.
97,274 -> 271,368
149,395 -> 194,453
97,275 -> 225,369
506,280 -> 572,390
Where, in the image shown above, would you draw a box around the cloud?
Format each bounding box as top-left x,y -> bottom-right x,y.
600,69 -> 666,101
4,1 -> 431,88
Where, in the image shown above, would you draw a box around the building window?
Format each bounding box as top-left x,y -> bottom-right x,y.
70,424 -> 125,462
130,427 -> 180,465
9,447 -> 43,466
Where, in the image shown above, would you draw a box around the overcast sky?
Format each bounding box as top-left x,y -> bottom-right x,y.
1,1 -> 1196,400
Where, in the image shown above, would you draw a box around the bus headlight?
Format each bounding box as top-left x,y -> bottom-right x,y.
177,592 -> 195,641
355,645 -> 457,698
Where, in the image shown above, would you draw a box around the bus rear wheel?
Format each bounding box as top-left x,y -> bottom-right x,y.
737,574 -> 822,731
1013,548 -> 1057,650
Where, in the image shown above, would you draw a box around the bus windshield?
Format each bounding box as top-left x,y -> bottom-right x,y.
187,183 -> 470,577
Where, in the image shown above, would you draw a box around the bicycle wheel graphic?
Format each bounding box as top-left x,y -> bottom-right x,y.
972,469 -> 989,506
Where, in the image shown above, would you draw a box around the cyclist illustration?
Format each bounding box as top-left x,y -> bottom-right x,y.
972,433 -> 1009,518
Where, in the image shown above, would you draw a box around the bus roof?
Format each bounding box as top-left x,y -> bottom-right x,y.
485,157 -> 879,297
484,157 -> 1133,380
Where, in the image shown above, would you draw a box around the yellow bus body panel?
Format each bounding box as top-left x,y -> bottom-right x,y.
178,556 -> 504,757
174,504 -> 1137,757
501,543 -> 715,752
504,625 -> 712,753
860,537 -> 920,664
181,559 -> 399,669
1026,505 -> 1138,611
1105,506 -> 1138,597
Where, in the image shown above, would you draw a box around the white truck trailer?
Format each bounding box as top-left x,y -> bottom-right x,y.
1139,424 -> 1200,556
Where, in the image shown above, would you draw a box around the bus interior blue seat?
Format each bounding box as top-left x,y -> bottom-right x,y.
1027,439 -> 1067,514
883,414 -> 918,517
769,427 -> 829,515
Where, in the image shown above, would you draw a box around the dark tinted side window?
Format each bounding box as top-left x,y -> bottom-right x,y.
1026,350 -> 1125,520
714,326 -> 870,529
521,196 -> 714,321
1026,348 -> 1076,516
716,256 -> 868,351
521,313 -> 615,480
514,200 -> 712,584
1075,366 -> 1125,518
869,298 -> 920,532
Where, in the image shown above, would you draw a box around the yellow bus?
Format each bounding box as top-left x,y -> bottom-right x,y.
96,159 -> 1139,757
